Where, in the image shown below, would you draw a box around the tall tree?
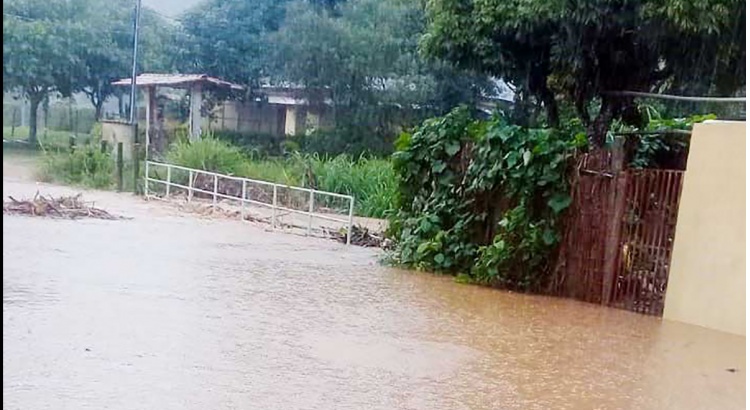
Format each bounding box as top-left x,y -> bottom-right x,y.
3,0 -> 82,144
73,1 -> 176,120
271,0 -> 491,146
71,0 -> 133,120
421,0 -> 746,145
178,0 -> 289,87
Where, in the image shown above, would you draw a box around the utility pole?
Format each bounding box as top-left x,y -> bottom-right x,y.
129,0 -> 142,193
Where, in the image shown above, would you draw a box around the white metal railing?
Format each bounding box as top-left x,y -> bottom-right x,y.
144,161 -> 355,245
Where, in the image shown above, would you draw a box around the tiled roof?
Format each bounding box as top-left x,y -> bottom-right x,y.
112,73 -> 243,90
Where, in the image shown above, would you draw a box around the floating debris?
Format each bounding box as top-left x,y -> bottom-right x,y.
3,193 -> 126,220
329,225 -> 385,247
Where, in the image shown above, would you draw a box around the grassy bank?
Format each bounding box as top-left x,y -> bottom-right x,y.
29,137 -> 397,218
4,126 -> 93,150
166,139 -> 397,218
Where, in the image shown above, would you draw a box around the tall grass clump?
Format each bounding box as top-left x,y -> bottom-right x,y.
164,136 -> 397,218
290,153 -> 397,218
166,137 -> 248,175
37,145 -> 113,189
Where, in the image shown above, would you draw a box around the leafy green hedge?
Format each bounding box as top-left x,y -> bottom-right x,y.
387,106 -> 585,290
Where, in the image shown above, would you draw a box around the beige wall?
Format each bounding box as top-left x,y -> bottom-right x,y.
284,106 -> 298,135
207,101 -> 334,136
663,121 -> 746,336
207,101 -> 284,135
101,120 -> 134,161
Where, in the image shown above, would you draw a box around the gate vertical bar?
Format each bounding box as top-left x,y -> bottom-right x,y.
346,197 -> 354,245
116,142 -> 124,192
307,190 -> 314,235
165,165 -> 171,198
213,174 -> 218,208
272,185 -> 278,229
188,170 -> 194,203
241,180 -> 247,221
144,160 -> 149,199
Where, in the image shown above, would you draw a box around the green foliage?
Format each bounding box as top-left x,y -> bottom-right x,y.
293,153 -> 397,218
269,0 -> 492,147
3,126 -> 94,151
212,127 -> 398,158
421,0 -> 745,144
3,0 -> 176,142
89,122 -> 103,141
388,107 -> 582,290
166,137 -> 248,176
625,111 -> 717,168
178,0 -> 288,85
3,0 -> 80,143
164,136 -> 396,217
212,130 -> 287,157
38,145 -> 113,189
296,128 -> 394,157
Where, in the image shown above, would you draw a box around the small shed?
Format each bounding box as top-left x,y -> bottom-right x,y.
112,73 -> 244,147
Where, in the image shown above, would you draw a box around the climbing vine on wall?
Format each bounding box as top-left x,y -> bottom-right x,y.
387,106 -> 585,291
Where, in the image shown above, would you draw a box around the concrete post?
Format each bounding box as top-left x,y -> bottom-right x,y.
189,83 -> 203,140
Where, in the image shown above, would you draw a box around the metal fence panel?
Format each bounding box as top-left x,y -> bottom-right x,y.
144,161 -> 354,245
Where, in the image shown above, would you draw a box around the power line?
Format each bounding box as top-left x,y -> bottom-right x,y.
605,90 -> 746,103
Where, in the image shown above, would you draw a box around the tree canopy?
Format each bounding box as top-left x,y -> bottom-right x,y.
3,0 -> 177,141
269,0 -> 492,146
421,0 -> 746,145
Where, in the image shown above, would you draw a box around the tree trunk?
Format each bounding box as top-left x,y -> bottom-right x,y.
28,96 -> 41,146
94,100 -> 104,121
540,87 -> 560,128
587,100 -> 615,148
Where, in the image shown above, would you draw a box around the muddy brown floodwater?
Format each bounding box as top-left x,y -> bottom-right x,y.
2,153 -> 746,409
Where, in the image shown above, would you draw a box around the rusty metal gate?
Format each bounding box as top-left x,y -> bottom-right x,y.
610,170 -> 684,314
551,160 -> 684,316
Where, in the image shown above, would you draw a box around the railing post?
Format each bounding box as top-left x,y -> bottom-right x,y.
241,180 -> 247,221
165,165 -> 171,198
116,142 -> 124,192
307,190 -> 315,236
188,170 -> 194,203
272,185 -> 278,229
347,197 -> 354,246
213,174 -> 218,208
144,160 -> 149,199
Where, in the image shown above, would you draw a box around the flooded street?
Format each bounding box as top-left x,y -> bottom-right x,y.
2,157 -> 745,409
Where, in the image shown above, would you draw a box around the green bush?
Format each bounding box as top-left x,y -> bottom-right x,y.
213,130 -> 286,157
387,106 -> 584,290
163,135 -> 397,218
209,127 -> 396,158
241,157 -> 304,186
297,153 -> 397,219
296,128 -> 394,157
38,145 -> 113,189
4,126 -> 92,150
166,136 -> 248,175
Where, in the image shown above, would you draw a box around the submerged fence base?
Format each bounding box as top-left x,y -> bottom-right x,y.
144,161 -> 355,245
551,155 -> 685,316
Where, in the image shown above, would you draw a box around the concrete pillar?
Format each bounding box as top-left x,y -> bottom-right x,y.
306,110 -> 320,132
145,86 -> 157,156
189,83 -> 203,140
284,106 -> 297,135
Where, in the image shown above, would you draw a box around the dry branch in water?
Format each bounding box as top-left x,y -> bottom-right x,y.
3,193 -> 127,220
328,225 -> 385,248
